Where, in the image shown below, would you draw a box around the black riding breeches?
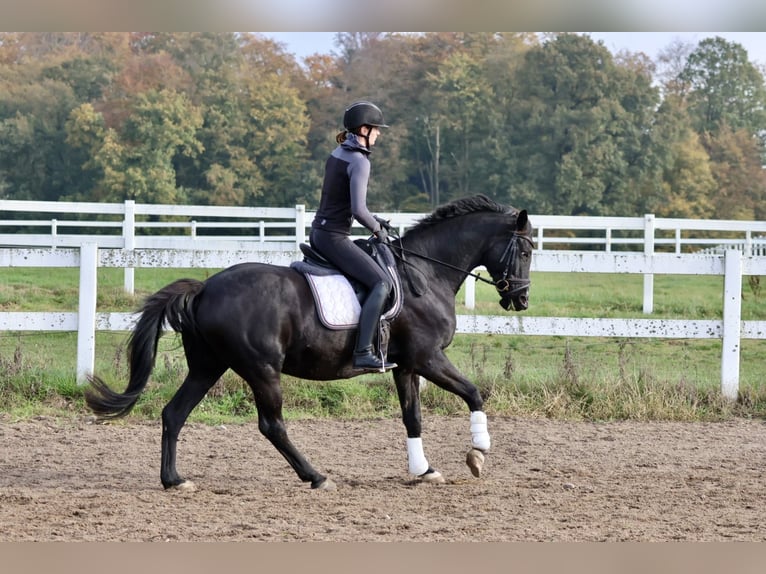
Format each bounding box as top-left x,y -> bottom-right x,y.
309,229 -> 392,291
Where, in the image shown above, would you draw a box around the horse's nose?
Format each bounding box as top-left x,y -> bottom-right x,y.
514,294 -> 528,311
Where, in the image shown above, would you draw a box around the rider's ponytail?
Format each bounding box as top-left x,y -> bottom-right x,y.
335,130 -> 348,144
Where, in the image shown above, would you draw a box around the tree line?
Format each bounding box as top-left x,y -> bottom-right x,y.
1,32 -> 765,219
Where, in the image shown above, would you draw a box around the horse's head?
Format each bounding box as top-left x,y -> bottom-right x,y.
399,195 -> 533,311
484,210 -> 533,312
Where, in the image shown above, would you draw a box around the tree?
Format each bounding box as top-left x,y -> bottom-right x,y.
41,54 -> 117,101
679,36 -> 766,140
505,34 -> 661,216
640,94 -> 716,219
0,76 -> 81,201
657,132 -> 716,219
426,50 -> 497,202
655,37 -> 695,98
236,72 -> 314,206
13,30 -> 766,219
0,32 -> 22,65
703,124 -> 766,220
0,33 -> 131,202
67,90 -> 203,203
63,102 -> 109,201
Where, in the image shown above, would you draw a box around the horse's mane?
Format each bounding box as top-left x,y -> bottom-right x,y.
406,194 -> 515,236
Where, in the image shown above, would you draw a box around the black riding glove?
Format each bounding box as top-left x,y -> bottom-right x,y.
373,215 -> 393,232
375,226 -> 389,243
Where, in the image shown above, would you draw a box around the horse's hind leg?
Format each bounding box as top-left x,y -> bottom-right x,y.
160,360 -> 227,491
242,365 -> 333,490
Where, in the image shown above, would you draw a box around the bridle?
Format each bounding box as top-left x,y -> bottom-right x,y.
494,231 -> 534,296
390,229 -> 534,297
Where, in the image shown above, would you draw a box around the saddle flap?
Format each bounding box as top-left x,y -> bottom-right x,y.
291,240 -> 404,329
304,274 -> 362,330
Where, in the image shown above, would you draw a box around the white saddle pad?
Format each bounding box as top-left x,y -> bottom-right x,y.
305,274 -> 361,330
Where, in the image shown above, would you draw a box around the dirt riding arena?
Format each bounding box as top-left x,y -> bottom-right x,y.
1,414 -> 765,542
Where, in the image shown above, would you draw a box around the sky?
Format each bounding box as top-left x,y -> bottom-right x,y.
263,32 -> 766,66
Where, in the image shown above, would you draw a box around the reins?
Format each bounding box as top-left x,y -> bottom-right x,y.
388,230 -> 533,295
392,242 -> 496,286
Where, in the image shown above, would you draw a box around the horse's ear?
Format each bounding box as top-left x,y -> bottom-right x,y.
516,210 -> 528,231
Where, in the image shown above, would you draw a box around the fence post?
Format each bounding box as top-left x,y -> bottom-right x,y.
464,275 -> 476,309
295,204 -> 306,251
721,249 -> 743,400
123,200 -> 135,294
643,214 -> 655,314
77,243 -> 98,385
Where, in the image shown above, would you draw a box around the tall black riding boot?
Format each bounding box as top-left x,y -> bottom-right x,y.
353,282 -> 397,372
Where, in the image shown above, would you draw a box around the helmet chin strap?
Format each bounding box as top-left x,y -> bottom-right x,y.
357,127 -> 372,149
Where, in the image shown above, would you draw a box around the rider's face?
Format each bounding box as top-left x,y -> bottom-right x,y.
363,126 -> 381,147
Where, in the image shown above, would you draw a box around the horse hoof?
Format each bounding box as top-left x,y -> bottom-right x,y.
419,470 -> 446,484
170,480 -> 196,492
313,478 -> 337,491
466,448 -> 485,478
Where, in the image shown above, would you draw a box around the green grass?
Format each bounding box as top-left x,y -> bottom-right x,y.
1,267 -> 765,423
0,267 -> 218,312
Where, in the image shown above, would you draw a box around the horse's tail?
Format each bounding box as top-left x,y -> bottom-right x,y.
85,278 -> 204,419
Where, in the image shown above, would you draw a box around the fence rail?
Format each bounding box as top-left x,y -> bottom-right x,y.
4,199 -> 766,312
1,243 -> 764,401
4,199 -> 766,254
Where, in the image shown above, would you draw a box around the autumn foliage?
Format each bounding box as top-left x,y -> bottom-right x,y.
0,32 -> 764,218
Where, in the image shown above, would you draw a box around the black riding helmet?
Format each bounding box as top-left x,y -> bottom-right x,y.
343,101 -> 389,132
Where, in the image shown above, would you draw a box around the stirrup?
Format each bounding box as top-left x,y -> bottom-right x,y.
353,350 -> 397,373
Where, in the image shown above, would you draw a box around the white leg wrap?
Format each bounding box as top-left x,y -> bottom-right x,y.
406,437 -> 430,476
470,411 -> 491,451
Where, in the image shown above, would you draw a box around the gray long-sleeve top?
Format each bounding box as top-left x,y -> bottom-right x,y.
311,133 -> 381,235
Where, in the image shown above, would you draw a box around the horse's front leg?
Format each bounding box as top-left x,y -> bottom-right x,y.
466,411 -> 489,477
416,350 -> 490,478
393,369 -> 445,484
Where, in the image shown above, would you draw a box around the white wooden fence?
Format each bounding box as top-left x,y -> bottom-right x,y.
1,200 -> 766,400
3,199 -> 766,313
4,200 -> 766,256
1,243 -> 765,400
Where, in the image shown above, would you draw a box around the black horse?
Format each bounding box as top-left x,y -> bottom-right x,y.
85,194 -> 533,490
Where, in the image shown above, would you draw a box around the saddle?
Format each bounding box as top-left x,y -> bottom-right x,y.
290,238 -> 403,332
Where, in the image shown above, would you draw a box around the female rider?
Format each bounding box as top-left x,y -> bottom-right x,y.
309,101 -> 396,373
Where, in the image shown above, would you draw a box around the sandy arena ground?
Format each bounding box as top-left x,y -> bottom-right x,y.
1,414 -> 765,541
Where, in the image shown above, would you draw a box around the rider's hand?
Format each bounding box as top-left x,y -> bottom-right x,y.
375,226 -> 389,243
374,215 -> 393,232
